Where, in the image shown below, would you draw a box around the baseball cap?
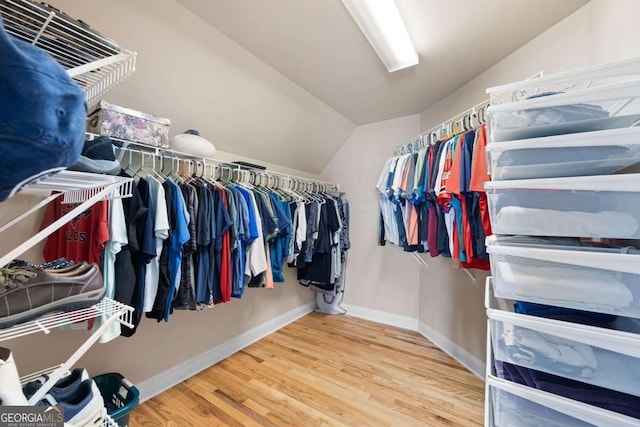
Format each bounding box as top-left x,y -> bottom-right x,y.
0,14 -> 87,201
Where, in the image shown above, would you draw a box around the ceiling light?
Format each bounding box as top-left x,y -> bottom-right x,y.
341,0 -> 418,73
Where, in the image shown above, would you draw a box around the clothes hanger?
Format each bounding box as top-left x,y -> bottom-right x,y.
152,153 -> 168,181
122,149 -> 137,177
131,151 -> 151,179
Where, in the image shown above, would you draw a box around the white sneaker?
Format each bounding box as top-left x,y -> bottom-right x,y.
0,347 -> 27,405
40,379 -> 106,427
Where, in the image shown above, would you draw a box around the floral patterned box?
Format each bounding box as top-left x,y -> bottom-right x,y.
87,101 -> 171,147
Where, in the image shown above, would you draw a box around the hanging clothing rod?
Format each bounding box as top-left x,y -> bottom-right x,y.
101,134 -> 340,193
394,98 -> 490,155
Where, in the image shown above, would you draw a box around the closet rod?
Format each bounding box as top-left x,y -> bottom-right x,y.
105,135 -> 340,192
394,98 -> 490,155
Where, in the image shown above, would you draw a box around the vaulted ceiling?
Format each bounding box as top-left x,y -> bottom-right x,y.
47,0 -> 588,173
176,0 -> 589,125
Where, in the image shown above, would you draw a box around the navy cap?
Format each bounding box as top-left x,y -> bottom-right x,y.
0,15 -> 86,201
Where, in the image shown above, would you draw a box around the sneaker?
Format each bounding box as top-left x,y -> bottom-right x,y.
9,259 -> 81,272
23,368 -> 90,400
0,264 -> 105,329
39,379 -> 106,427
9,257 -> 76,270
0,347 -> 27,405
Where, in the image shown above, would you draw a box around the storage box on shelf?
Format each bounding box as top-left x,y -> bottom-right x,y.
485,278 -> 640,427
485,278 -> 640,400
484,174 -> 640,239
486,56 -> 640,107
486,79 -> 640,143
87,101 -> 171,148
485,127 -> 640,180
484,57 -> 640,427
486,237 -> 640,319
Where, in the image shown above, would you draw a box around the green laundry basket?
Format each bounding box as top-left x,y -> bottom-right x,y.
93,373 -> 140,427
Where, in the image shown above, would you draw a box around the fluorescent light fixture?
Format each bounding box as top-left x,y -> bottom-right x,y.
341,0 -> 418,73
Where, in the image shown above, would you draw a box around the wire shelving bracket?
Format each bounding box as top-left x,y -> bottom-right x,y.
0,171 -> 133,269
0,0 -> 137,106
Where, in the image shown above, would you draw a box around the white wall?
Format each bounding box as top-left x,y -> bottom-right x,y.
47,0 -> 355,174
416,0 -> 640,364
322,115 -> 422,318
322,0 -> 640,368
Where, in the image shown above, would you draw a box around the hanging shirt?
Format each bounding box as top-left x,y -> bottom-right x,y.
143,178 -> 169,312
237,187 -> 266,285
469,124 -> 491,193
174,182 -> 198,310
42,198 -> 109,267
195,181 -> 214,305
147,181 -> 173,321
297,201 -> 340,284
216,188 -> 233,303
231,186 -> 250,298
114,180 -> 144,313
469,124 -> 493,238
121,178 -> 157,337
98,198 -> 127,343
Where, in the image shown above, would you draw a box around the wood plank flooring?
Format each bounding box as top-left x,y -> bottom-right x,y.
130,313 -> 485,426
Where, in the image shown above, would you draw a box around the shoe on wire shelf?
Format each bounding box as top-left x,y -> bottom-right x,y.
38,379 -> 106,427
0,264 -> 105,329
23,368 -> 90,400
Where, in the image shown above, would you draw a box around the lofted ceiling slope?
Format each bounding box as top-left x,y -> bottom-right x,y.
46,0 -> 587,173
176,0 -> 589,125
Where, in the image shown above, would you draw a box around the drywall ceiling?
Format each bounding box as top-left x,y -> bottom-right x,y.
177,0 -> 589,125
44,0 -> 587,173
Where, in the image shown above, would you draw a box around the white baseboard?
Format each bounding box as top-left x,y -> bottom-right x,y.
341,304 -> 484,380
418,320 -> 485,380
136,302 -> 316,402
341,304 -> 419,331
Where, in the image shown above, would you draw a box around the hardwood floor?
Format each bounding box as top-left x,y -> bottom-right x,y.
130,313 -> 485,426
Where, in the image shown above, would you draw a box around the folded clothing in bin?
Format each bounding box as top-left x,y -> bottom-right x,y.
495,264 -> 635,311
494,207 -> 639,238
514,301 -> 617,328
497,361 -> 640,419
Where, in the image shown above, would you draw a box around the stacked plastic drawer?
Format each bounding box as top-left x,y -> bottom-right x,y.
483,56 -> 640,427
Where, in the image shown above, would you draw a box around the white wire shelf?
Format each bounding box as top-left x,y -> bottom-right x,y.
103,414 -> 119,427
0,172 -> 133,269
0,297 -> 134,342
24,171 -> 134,204
0,0 -> 136,106
20,364 -> 63,384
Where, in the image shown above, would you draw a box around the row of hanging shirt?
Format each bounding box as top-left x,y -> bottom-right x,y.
41,154 -> 349,340
376,123 -> 493,270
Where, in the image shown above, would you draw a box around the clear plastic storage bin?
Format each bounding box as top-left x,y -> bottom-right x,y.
486,56 -> 640,106
486,239 -> 640,318
485,127 -> 640,180
486,80 -> 640,143
484,174 -> 640,239
486,300 -> 640,398
487,375 -> 639,427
